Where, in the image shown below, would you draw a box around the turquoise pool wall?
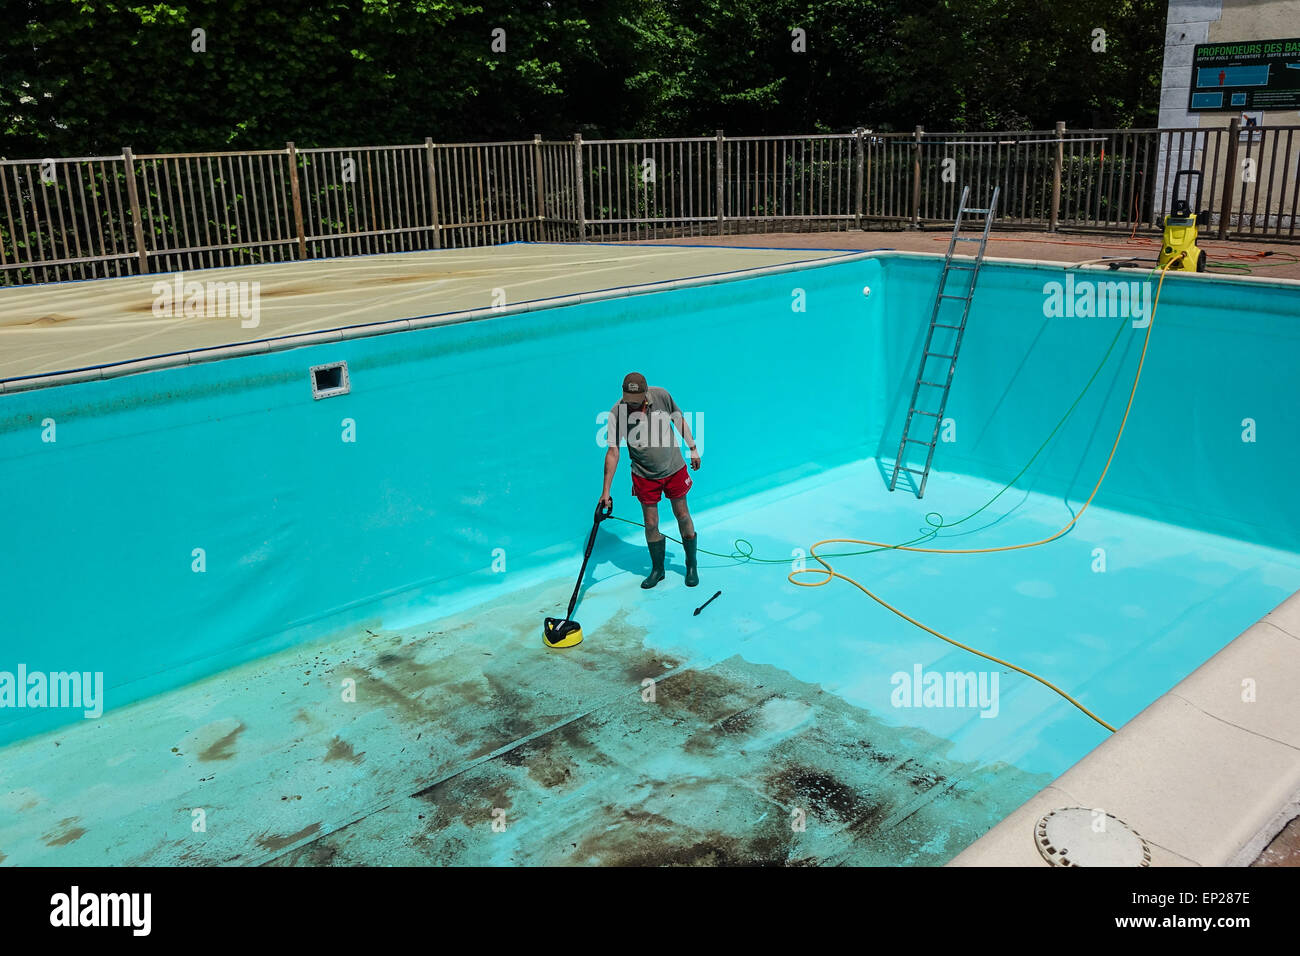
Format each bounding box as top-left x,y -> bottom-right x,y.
876,256 -> 1300,552
0,259 -> 885,745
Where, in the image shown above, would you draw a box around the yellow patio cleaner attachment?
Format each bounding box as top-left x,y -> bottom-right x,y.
543,499 -> 614,648
1158,170 -> 1208,273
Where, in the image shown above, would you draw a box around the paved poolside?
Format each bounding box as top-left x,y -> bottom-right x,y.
0,244 -> 852,384
630,228 -> 1300,279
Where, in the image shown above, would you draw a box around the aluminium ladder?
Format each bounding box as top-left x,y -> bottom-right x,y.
888,184 -> 1000,498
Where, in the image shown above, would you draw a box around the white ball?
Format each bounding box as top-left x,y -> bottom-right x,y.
862,285 -> 872,297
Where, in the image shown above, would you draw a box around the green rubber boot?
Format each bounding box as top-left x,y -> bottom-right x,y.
683,534 -> 699,587
641,537 -> 666,589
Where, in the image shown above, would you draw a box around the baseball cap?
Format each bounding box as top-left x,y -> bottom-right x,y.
621,372 -> 648,399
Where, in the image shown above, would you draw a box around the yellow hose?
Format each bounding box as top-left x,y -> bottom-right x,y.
789,258 -> 1183,733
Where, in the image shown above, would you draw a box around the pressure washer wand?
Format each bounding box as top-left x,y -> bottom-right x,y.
693,590 -> 722,616
560,499 -> 613,623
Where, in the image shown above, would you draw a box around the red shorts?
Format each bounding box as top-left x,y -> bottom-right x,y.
632,465 -> 693,505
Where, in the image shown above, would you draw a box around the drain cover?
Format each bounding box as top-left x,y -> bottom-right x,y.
1035,807 -> 1151,867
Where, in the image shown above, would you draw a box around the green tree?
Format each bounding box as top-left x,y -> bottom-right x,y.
2,0 -> 1166,158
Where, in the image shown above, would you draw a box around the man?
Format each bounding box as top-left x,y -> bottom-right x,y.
599,372 -> 701,589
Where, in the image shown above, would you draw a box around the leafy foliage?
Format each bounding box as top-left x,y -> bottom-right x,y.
2,0 -> 1165,156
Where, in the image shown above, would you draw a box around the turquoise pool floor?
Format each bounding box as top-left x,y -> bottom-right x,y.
3,458 -> 1297,866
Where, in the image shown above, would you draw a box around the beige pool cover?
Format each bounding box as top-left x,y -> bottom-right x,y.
0,243 -> 855,384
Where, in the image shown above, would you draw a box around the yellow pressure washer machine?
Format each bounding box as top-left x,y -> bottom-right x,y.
1158,170 -> 1208,272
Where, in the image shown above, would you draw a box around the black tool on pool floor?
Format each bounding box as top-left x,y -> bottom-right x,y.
543,499 -> 614,648
693,590 -> 722,616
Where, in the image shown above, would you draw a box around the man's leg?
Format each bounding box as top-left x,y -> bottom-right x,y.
640,497 -> 666,589
670,495 -> 699,587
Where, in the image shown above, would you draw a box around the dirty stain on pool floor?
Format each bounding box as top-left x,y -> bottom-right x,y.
0,568 -> 1047,867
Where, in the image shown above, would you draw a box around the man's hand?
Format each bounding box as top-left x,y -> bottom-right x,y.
690,450 -> 701,471
599,494 -> 613,510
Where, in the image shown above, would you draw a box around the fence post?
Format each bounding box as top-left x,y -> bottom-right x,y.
715,130 -> 726,235
854,128 -> 865,230
1218,118 -> 1241,239
121,147 -> 149,274
286,142 -> 308,260
1045,120 -> 1066,232
424,137 -> 442,250
532,134 -> 546,241
911,126 -> 922,227
1049,121 -> 1065,232
573,133 -> 586,241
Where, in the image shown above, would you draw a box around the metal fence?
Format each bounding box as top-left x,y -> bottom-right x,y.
4,120 -> 1298,284
863,124 -> 1268,232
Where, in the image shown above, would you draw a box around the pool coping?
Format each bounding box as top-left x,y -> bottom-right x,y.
949,589 -> 1300,867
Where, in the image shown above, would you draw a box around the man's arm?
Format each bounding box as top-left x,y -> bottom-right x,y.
600,446 -> 619,508
601,404 -> 623,507
664,391 -> 701,471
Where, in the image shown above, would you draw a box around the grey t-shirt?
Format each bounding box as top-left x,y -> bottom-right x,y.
607,385 -> 688,479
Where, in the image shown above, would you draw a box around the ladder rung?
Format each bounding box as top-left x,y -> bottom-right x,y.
925,352 -> 956,360
964,207 -> 991,214
934,323 -> 964,330
953,236 -> 982,242
899,466 -> 927,476
918,380 -> 947,387
905,438 -> 935,447
948,264 -> 975,270
911,409 -> 940,417
939,294 -> 969,301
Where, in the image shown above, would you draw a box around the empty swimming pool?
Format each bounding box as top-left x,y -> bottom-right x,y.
1,244 -> 1298,866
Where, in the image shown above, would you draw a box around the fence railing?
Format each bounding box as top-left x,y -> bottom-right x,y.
4,120 -> 1298,284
